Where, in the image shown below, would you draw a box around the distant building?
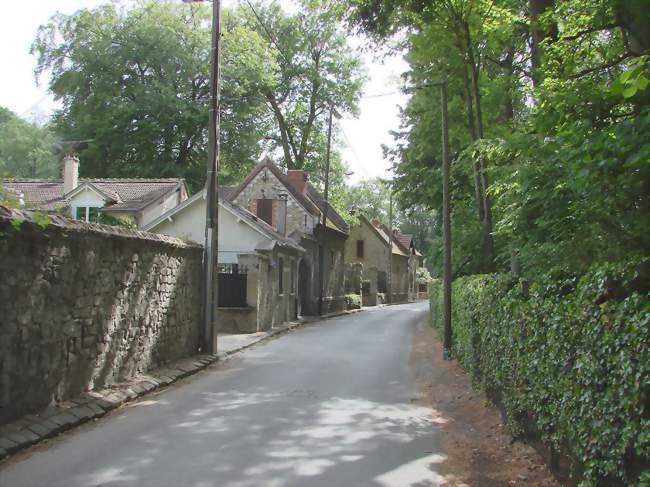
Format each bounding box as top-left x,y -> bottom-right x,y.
2,155 -> 188,229
344,213 -> 421,305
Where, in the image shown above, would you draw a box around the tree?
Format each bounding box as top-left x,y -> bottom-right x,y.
347,0 -> 650,277
32,1 -> 277,190
0,106 -> 59,178
237,0 -> 365,171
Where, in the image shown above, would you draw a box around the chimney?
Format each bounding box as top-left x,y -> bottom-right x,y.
62,155 -> 79,194
287,170 -> 308,194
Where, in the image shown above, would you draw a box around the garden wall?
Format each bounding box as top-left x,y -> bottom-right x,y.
0,207 -> 203,423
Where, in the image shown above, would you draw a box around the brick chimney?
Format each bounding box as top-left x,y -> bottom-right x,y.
287,170 -> 308,194
62,155 -> 79,194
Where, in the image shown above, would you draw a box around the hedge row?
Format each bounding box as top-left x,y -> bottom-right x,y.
429,259 -> 649,486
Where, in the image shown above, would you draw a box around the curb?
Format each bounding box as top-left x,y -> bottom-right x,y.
0,307 -> 365,461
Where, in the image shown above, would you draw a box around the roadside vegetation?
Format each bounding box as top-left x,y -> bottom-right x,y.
345,0 -> 649,484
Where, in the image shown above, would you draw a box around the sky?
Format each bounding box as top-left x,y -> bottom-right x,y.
0,0 -> 410,184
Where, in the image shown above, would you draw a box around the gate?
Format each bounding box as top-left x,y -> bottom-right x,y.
218,265 -> 248,307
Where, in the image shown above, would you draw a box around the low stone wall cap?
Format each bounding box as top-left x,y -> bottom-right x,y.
0,206 -> 202,249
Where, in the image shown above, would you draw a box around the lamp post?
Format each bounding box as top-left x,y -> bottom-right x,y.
183,0 -> 221,354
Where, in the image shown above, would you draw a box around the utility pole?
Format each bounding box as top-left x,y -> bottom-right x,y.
318,103 -> 335,316
387,188 -> 393,304
201,0 -> 221,354
440,81 -> 452,360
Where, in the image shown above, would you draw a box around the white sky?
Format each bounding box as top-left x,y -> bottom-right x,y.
0,0 -> 410,183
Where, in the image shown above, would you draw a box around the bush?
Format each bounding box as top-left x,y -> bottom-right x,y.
344,293 -> 361,310
429,259 -> 650,485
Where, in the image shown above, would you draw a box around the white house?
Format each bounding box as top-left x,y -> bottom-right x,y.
2,156 -> 188,228
143,189 -> 306,333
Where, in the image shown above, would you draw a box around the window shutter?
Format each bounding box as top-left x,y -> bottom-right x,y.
256,198 -> 273,225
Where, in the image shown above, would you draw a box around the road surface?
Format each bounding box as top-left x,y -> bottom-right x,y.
0,302 -> 446,487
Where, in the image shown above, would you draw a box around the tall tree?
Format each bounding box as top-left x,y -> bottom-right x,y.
238,0 -> 365,170
0,106 -> 59,178
348,0 -> 649,277
32,1 -> 277,189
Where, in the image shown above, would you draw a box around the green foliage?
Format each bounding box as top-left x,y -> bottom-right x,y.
32,1 -> 276,190
347,0 -> 650,278
416,267 -> 432,285
31,1 -> 364,191
98,213 -> 137,230
344,293 -> 361,310
430,259 -> 650,485
238,0 -> 365,172
0,106 -> 59,178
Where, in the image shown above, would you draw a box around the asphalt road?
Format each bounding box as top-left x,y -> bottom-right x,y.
0,302 -> 444,487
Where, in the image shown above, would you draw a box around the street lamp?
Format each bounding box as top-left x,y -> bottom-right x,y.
183,0 -> 221,354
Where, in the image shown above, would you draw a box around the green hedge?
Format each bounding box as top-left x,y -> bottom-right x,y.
429,259 -> 650,485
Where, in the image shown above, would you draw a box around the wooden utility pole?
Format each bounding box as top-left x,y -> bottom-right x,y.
440,81 -> 452,359
318,104 -> 335,316
201,0 -> 221,354
387,189 -> 393,304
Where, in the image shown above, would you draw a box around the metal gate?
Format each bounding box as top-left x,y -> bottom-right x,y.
218,273 -> 248,308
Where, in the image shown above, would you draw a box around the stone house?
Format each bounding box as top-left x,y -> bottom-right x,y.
228,159 -> 350,316
343,213 -> 412,306
2,155 -> 188,228
143,189 -> 305,333
392,230 -> 423,301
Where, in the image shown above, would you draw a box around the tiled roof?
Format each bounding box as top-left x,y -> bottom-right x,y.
305,184 -> 350,234
1,178 -> 185,212
228,160 -> 321,216
395,232 -> 413,250
368,218 -> 409,257
222,199 -> 304,254
143,189 -> 305,254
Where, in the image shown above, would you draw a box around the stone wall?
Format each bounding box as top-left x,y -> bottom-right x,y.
0,207 -> 203,423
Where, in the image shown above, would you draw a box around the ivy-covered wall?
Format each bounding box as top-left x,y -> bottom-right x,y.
429,259 -> 649,486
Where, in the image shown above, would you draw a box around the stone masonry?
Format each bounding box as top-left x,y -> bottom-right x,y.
0,207 -> 203,424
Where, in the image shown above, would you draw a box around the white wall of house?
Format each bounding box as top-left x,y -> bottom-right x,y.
151,196 -> 272,264
140,189 -> 183,228
68,186 -> 108,221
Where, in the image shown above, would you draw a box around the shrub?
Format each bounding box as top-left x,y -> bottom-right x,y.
344,293 -> 361,310
429,259 -> 650,485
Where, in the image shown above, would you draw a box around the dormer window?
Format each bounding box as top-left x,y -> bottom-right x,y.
73,206 -> 101,223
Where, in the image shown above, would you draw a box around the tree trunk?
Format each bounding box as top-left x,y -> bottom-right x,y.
465,22 -> 496,272
266,92 -> 296,169
529,0 -> 556,87
461,58 -> 484,223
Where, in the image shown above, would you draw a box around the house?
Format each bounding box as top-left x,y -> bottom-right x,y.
343,213 -> 412,306
392,229 -> 423,301
227,159 -> 350,316
143,189 -> 305,333
1,155 -> 188,228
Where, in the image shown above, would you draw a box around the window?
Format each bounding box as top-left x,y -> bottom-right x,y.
330,250 -> 336,266
290,259 -> 295,294
256,198 -> 273,225
278,258 -> 284,295
73,206 -> 101,223
356,239 -> 364,258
